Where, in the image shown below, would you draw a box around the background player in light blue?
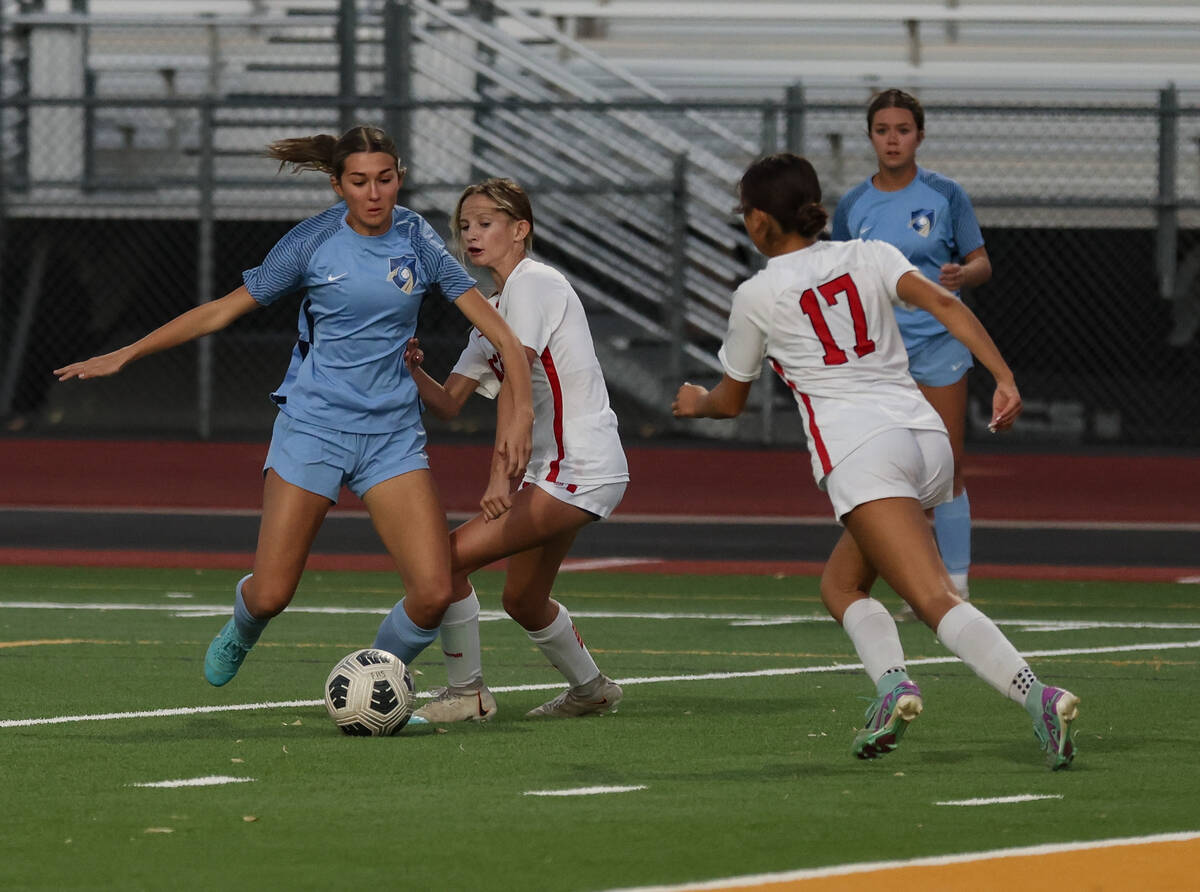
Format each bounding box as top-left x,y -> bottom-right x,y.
56,125 -> 533,686
832,89 -> 992,610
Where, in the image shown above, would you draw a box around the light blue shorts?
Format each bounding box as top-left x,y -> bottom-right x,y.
905,329 -> 973,387
263,411 -> 430,503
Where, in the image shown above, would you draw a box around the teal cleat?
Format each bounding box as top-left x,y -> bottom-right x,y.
1033,686 -> 1080,770
204,618 -> 253,687
852,680 -> 923,760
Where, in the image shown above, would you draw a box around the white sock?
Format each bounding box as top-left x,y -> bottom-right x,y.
842,598 -> 907,689
527,602 -> 600,689
949,572 -> 970,600
936,602 -> 1032,705
439,589 -> 483,689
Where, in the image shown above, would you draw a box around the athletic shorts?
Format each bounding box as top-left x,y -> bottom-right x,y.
823,427 -> 953,522
906,329 -> 973,387
263,411 -> 430,503
523,478 -> 627,519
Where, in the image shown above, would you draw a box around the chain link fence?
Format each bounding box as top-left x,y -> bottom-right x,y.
2,1 -> 1199,448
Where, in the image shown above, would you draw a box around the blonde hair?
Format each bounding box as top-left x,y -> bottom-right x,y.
266,124 -> 405,179
451,177 -> 534,258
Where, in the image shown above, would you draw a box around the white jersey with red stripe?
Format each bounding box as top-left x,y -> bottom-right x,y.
717,239 -> 946,487
450,257 -> 629,487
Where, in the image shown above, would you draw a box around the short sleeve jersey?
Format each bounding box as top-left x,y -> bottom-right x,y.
450,258 -> 628,486
831,167 -> 984,349
718,240 -> 946,487
243,203 -> 475,433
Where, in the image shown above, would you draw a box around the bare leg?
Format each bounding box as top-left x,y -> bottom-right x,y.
243,469 -> 333,617
920,376 -> 972,595
363,469 -> 453,626
203,469 -> 331,685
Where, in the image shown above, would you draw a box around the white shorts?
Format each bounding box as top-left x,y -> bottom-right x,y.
525,478 -> 627,519
823,428 -> 953,522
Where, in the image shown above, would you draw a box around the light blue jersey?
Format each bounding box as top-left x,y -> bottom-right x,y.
831,167 -> 983,348
243,203 -> 475,434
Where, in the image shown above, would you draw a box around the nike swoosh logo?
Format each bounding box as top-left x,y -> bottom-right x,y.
858,226 -> 872,236
327,273 -> 348,282
950,362 -> 964,371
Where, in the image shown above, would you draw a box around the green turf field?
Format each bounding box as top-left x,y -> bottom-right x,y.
1,565 -> 1197,891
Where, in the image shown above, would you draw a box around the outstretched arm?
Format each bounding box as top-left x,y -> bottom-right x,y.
55,286 -> 260,381
896,270 -> 1020,431
453,287 -> 534,478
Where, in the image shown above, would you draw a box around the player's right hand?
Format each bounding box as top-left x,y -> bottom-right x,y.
53,351 -> 126,382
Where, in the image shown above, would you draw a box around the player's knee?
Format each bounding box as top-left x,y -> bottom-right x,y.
242,578 -> 294,618
501,589 -> 538,627
404,582 -> 455,626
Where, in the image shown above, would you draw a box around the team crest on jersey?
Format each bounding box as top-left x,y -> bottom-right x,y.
909,209 -> 934,238
388,255 -> 416,294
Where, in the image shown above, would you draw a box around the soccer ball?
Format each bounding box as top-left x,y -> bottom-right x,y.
323,648 -> 415,736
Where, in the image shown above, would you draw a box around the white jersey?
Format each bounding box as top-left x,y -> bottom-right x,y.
718,239 -> 947,486
451,257 -> 629,486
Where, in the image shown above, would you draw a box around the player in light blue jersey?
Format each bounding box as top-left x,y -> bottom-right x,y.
832,89 -> 992,610
56,125 -> 533,687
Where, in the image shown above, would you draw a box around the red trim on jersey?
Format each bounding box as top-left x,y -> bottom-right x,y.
540,348 -> 567,482
769,358 -> 832,476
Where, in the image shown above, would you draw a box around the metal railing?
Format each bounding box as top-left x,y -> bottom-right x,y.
1,1 -> 1199,449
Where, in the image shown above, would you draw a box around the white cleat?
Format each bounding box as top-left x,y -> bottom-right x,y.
526,676 -> 622,718
413,683 -> 498,723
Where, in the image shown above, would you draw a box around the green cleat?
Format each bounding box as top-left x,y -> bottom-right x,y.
852,680 -> 923,760
203,618 -> 253,687
1033,686 -> 1080,770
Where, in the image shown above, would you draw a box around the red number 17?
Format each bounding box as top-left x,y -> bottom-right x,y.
797,272 -> 876,365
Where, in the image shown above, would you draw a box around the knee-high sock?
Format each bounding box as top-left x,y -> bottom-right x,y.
439,589 -> 483,688
527,602 -> 600,689
373,599 -> 439,665
842,598 -> 909,696
934,490 -> 971,597
936,601 -> 1040,706
232,573 -> 268,645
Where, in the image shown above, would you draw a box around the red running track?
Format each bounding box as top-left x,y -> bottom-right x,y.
1,437 -> 1197,523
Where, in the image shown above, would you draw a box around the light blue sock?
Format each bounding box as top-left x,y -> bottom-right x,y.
933,490 -> 972,580
232,573 -> 268,645
373,599 -> 439,664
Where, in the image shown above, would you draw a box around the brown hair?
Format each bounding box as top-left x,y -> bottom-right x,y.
866,88 -> 925,132
266,124 -> 405,179
452,177 -> 535,256
736,153 -> 827,238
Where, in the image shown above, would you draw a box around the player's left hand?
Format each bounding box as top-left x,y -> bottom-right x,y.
479,475 -> 513,521
672,382 -> 708,418
938,263 -> 966,291
402,337 -> 424,372
988,381 -> 1022,433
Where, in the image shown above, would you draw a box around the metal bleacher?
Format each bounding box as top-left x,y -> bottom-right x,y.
4,1 -> 1199,440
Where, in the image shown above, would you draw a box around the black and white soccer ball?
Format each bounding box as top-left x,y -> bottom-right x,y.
323,648 -> 415,736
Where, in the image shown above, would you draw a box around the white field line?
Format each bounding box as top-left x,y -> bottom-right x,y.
602,831 -> 1200,892
4,601 -> 1200,633
935,794 -> 1064,806
5,503 -> 1198,532
130,776 -> 255,788
524,785 -> 647,797
3,638 -> 1198,730
560,558 -> 663,572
